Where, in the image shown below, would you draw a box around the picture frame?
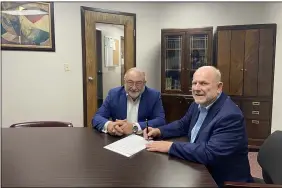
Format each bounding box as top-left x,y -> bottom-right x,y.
1,2 -> 55,52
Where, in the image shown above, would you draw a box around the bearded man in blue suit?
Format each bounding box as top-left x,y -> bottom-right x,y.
92,68 -> 166,136
144,66 -> 253,187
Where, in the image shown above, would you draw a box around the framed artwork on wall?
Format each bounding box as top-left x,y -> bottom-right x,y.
1,2 -> 55,52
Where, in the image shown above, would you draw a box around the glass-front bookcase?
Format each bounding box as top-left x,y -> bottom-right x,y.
161,28 -> 213,94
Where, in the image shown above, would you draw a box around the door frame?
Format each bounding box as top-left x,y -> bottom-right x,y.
80,6 -> 136,127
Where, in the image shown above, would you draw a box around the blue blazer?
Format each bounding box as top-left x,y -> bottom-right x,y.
92,86 -> 166,131
158,93 -> 253,187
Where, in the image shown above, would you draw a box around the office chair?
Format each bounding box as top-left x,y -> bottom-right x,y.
10,121 -> 73,128
224,131 -> 282,187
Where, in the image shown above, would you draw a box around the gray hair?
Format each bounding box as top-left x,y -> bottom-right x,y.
124,67 -> 146,81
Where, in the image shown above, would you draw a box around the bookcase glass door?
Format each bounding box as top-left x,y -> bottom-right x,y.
164,35 -> 183,91
189,34 -> 209,89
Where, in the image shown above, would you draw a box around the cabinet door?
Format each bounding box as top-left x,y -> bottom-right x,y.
217,30 -> 231,94
244,29 -> 259,96
217,27 -> 275,97
217,29 -> 245,96
258,28 -> 275,97
244,28 -> 275,97
161,32 -> 185,94
162,95 -> 192,123
186,29 -> 213,93
230,30 -> 245,96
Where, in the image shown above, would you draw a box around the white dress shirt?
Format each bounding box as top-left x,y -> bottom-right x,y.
102,93 -> 142,133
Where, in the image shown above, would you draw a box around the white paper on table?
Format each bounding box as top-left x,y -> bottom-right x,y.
104,134 -> 153,157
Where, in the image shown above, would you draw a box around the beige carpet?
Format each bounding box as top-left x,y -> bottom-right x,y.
248,152 -> 263,179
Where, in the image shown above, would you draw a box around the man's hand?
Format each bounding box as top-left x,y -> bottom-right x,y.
146,141 -> 173,153
119,121 -> 134,135
143,127 -> 161,140
107,120 -> 126,136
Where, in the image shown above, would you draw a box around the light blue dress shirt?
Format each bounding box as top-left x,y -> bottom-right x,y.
190,92 -> 222,143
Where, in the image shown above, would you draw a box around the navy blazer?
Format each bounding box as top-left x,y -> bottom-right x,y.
92,86 -> 166,131
158,93 -> 253,187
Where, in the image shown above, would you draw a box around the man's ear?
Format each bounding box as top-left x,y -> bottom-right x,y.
218,82 -> 223,91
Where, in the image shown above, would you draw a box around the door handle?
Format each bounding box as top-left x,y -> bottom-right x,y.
88,77 -> 94,81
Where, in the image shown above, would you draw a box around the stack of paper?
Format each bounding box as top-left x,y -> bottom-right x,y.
104,134 -> 152,157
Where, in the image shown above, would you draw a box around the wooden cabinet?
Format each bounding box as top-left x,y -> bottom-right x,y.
216,24 -> 277,148
161,27 -> 214,123
161,27 -> 213,95
217,26 -> 275,97
162,94 -> 193,123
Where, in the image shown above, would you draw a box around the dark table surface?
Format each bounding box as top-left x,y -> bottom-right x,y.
2,127 -> 217,187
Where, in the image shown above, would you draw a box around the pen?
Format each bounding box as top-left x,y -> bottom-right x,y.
146,119 -> 149,139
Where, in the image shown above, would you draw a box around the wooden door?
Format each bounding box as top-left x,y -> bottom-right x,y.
81,7 -> 136,127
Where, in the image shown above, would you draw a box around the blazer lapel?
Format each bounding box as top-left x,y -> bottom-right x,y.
137,86 -> 148,121
193,93 -> 228,143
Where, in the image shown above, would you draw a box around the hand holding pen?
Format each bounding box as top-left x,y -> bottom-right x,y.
146,119 -> 149,138
144,119 -> 161,140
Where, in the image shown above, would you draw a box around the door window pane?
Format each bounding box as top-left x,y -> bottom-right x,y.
165,35 -> 182,90
190,34 -> 208,70
189,34 -> 209,91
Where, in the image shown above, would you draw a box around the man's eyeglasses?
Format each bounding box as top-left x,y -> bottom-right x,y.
125,80 -> 145,87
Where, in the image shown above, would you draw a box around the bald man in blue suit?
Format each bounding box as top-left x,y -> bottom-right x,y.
144,66 -> 253,187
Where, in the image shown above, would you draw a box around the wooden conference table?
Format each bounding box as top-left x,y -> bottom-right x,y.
2,127 -> 217,187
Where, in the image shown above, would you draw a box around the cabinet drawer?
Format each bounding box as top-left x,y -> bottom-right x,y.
246,119 -> 271,139
242,101 -> 271,120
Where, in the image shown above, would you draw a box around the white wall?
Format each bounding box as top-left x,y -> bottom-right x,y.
96,23 -> 124,100
1,2 -> 161,127
159,2 -> 269,31
2,2 -> 281,129
265,3 -> 282,132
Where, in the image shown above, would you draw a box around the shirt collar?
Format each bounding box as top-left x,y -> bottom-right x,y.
198,92 -> 222,111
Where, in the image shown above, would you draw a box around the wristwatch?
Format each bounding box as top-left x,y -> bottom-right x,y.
132,124 -> 138,134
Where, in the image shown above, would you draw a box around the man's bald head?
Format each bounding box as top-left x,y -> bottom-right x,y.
194,66 -> 222,83
192,66 -> 223,107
